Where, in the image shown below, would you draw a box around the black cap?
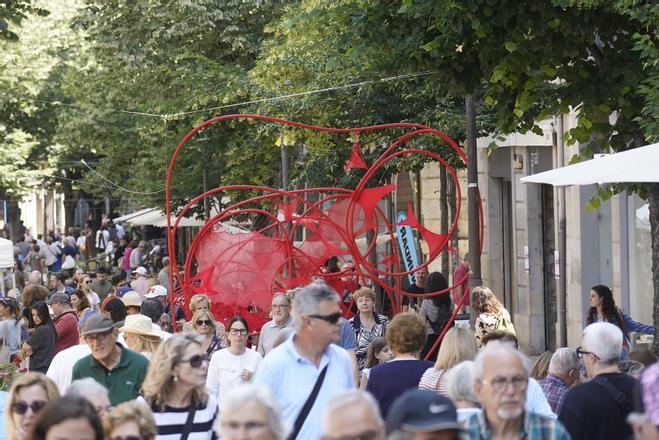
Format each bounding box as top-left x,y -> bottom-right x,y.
386,389 -> 462,433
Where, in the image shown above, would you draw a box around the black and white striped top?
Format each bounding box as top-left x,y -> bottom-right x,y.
136,395 -> 219,440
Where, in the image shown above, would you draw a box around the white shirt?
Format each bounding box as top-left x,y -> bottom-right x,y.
256,317 -> 295,356
46,344 -> 91,393
152,323 -> 172,340
207,348 -> 262,409
86,291 -> 101,311
526,377 -> 557,420
252,334 -> 355,440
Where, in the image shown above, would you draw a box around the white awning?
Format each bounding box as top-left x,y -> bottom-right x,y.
113,208 -> 156,223
521,142 -> 659,186
0,238 -> 14,269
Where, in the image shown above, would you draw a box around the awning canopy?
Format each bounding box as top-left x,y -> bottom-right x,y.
521,142 -> 659,186
0,238 -> 14,269
113,208 -> 156,223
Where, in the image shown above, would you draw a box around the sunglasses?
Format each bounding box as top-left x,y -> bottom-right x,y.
196,319 -> 212,326
179,354 -> 209,368
229,328 -> 248,335
110,437 -> 143,440
309,312 -> 342,324
11,400 -> 47,415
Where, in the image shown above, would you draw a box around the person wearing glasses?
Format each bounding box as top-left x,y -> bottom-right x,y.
257,293 -> 295,357
348,287 -> 389,371
66,378 -> 112,421
207,316 -> 262,407
464,345 -> 570,439
253,283 -> 354,440
72,314 -> 149,406
139,333 -> 218,439
190,309 -> 226,357
103,400 -> 158,440
220,384 -> 286,440
559,322 -> 639,440
78,275 -> 101,312
182,293 -> 227,343
4,372 -> 60,440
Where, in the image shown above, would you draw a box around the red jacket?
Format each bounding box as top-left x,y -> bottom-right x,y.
54,310 -> 79,353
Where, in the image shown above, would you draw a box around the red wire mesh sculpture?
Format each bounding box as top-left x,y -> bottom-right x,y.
165,114 -> 483,358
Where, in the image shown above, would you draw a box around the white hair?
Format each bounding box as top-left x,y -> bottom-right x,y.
582,322 -> 622,364
473,345 -> 530,381
221,384 -> 287,440
272,293 -> 291,306
322,390 -> 383,435
548,348 -> 579,375
28,271 -> 42,285
66,378 -> 109,399
446,360 -> 478,402
291,283 -> 339,329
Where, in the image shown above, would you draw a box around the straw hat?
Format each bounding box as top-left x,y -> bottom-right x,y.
119,314 -> 162,338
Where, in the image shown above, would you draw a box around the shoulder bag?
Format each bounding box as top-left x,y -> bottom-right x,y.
593,376 -> 632,414
287,364 -> 329,440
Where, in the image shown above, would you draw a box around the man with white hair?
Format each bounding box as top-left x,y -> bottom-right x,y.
257,292 -> 295,356
323,390 -> 385,440
253,282 -> 354,440
559,322 -> 638,440
539,348 -> 580,414
463,345 -> 570,439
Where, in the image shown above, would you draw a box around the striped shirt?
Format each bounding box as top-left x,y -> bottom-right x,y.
418,367 -> 449,394
137,395 -> 219,440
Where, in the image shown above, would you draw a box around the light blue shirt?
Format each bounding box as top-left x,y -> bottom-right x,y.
0,390 -> 8,440
253,333 -> 355,439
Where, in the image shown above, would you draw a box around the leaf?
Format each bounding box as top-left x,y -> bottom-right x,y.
504,41 -> 518,52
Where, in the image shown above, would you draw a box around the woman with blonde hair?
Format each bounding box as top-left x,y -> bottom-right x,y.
5,372 -> 60,440
348,287 -> 389,370
139,333 -> 218,438
182,293 -> 227,343
119,314 -> 162,359
190,309 -> 225,356
471,286 -> 515,346
418,326 -> 478,394
104,400 -> 157,440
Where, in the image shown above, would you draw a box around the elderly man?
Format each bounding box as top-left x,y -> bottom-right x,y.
49,293 -> 79,353
253,282 -> 354,440
559,322 -> 638,440
463,345 -> 570,439
72,314 -> 149,405
539,348 -> 580,414
257,293 -> 295,356
323,390 -> 385,440
387,389 -> 463,440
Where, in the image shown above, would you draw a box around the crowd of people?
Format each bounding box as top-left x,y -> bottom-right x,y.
0,224 -> 658,439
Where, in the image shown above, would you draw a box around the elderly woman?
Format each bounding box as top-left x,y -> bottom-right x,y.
418,326 -> 478,394
22,301 -> 56,373
66,378 -> 112,420
365,312 -> 434,418
5,372 -> 60,440
348,287 -> 389,370
472,286 -> 515,347
119,314 -> 162,359
29,395 -> 104,440
445,360 -> 481,422
190,309 -> 226,356
139,333 -> 218,439
207,316 -> 262,407
220,384 -> 286,440
104,400 -> 158,440
182,293 -> 227,342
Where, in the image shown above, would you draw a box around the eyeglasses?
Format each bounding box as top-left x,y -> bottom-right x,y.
480,375 -> 528,393
196,319 -> 212,326
576,346 -> 600,360
221,421 -> 267,432
271,304 -> 290,309
84,330 -> 113,342
109,437 -> 144,440
308,312 -> 342,324
322,431 -> 381,440
11,400 -> 47,415
95,404 -> 113,415
84,280 -> 91,284
179,354 -> 209,368
229,328 -> 248,335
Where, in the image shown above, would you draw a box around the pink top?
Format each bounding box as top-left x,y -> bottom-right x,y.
122,247 -> 133,271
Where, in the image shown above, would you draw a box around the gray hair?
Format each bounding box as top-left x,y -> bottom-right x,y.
28,271 -> 42,285
66,378 -> 109,399
221,384 -> 287,440
548,348 -> 579,375
272,293 -> 291,306
582,322 -> 623,365
291,283 -> 340,329
446,360 -> 478,403
323,390 -> 383,436
162,256 -> 170,267
473,345 -> 530,381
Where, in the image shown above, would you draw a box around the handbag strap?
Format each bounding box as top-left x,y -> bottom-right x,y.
1,321 -> 7,348
593,376 -> 632,413
180,401 -> 197,440
287,364 -> 329,440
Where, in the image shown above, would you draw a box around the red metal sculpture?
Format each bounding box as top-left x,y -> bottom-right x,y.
165,114 -> 482,358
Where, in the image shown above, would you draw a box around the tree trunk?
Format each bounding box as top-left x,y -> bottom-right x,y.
8,199 -> 21,242
648,183 -> 659,354
440,166 -> 449,275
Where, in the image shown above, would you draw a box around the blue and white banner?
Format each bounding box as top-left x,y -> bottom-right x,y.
396,210 -> 420,285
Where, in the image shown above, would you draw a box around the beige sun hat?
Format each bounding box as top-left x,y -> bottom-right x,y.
119,314 -> 162,339
121,291 -> 143,307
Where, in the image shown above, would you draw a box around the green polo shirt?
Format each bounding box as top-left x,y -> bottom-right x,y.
72,343 -> 149,406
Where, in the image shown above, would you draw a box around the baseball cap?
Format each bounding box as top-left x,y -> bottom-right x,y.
386,389 -> 462,433
133,267 -> 147,276
144,284 -> 167,299
81,314 -> 116,336
48,293 -> 71,305
121,291 -> 143,307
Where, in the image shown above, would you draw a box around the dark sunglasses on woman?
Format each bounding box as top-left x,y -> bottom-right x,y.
179,354 -> 210,368
11,400 -> 47,415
